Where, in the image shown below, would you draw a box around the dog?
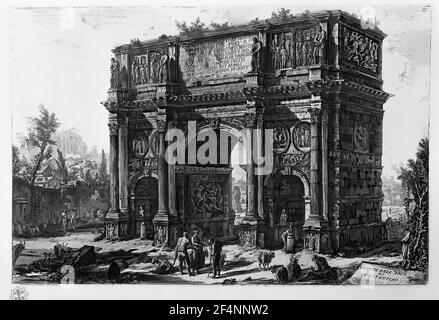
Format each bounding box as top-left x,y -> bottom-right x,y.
271,265 -> 289,283
258,251 -> 275,270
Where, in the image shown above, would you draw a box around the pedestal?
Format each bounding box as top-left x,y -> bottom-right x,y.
302,220 -> 331,253
105,212 -> 129,238
153,214 -> 178,248
240,216 -> 266,249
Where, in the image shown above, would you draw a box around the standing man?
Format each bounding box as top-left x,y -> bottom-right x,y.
61,210 -> 68,233
191,229 -> 208,274
210,237 -> 224,278
173,232 -> 193,276
401,224 -> 412,268
70,210 -> 77,232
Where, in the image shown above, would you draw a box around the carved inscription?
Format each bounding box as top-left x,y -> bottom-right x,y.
180,35 -> 254,81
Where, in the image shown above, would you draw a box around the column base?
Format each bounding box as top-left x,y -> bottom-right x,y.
245,71 -> 264,87
153,214 -> 178,248
105,212 -> 129,239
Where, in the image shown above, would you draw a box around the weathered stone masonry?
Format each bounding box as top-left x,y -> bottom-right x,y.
102,10 -> 391,253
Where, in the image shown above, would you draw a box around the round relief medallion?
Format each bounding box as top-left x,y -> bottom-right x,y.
148,131 -> 160,157
272,124 -> 290,153
131,133 -> 149,158
354,124 -> 369,153
292,121 -> 311,153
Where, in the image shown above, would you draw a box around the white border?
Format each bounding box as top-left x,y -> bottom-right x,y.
0,0 -> 437,300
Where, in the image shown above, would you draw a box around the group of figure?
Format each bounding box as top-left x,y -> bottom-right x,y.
296,25 -> 327,67
61,210 -> 77,233
131,51 -> 169,86
192,183 -> 224,213
343,29 -> 378,72
173,230 -> 224,278
271,33 -> 294,69
271,25 -> 326,70
132,136 -> 148,157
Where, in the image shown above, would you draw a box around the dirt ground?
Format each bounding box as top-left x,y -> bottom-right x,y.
12,231 -> 413,285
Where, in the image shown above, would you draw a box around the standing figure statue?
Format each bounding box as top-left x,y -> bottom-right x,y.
282,224 -> 295,253
110,57 -> 120,88
159,51 -> 169,83
251,37 -> 262,72
131,58 -> 138,85
313,25 -> 327,64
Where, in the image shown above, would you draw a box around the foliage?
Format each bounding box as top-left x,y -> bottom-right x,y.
21,105 -> 60,185
56,148 -> 69,182
98,149 -> 107,178
249,17 -> 262,26
175,17 -> 208,36
210,22 -> 229,31
270,7 -> 293,23
398,137 -> 429,271
158,34 -> 169,41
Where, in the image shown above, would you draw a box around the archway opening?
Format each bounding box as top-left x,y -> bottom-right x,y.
266,175 -> 306,248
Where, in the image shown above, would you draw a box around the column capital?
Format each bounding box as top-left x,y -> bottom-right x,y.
245,113 -> 257,128
157,119 -> 167,132
108,121 -> 119,136
308,107 -> 322,124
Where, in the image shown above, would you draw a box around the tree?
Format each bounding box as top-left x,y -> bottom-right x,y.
12,146 -> 23,177
98,149 -> 108,180
21,105 -> 60,222
56,148 -> 69,182
398,137 -> 429,271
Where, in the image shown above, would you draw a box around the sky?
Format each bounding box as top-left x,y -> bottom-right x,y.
9,4 -> 431,178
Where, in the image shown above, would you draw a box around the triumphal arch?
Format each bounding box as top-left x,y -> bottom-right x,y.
102,10 -> 391,253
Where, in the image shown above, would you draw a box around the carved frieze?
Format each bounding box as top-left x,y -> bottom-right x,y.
292,121 -> 311,153
280,152 -> 311,166
192,182 -> 224,214
329,150 -> 381,167
131,48 -> 172,86
342,26 -> 379,74
271,31 -> 294,69
295,24 -> 327,67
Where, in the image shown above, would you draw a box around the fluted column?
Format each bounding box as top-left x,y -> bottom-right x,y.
108,116 -> 120,215
156,119 -> 169,216
308,108 -> 322,222
168,121 -> 177,216
118,120 -> 129,214
256,114 -> 264,220
245,113 -> 256,218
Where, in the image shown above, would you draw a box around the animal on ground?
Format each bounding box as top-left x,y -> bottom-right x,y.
12,239 -> 26,267
258,251 -> 275,270
152,255 -> 173,274
312,254 -> 331,272
271,264 -> 289,283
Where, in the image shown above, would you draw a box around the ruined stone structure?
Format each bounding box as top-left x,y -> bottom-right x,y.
102,10 -> 391,252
